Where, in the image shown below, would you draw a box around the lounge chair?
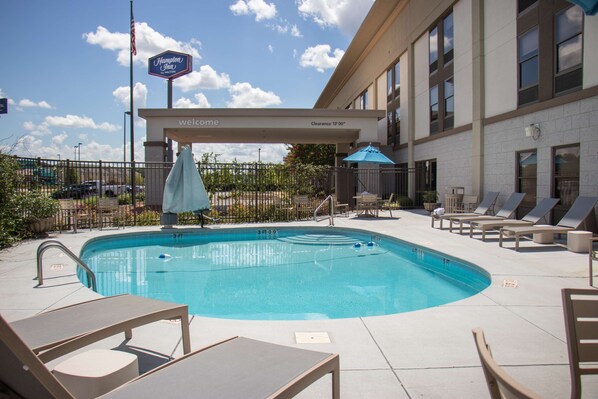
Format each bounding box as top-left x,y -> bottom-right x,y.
8,294 -> 191,363
431,192 -> 499,229
472,328 -> 541,399
562,288 -> 598,399
469,198 -> 560,241
499,196 -> 598,251
0,314 -> 340,399
379,193 -> 395,217
448,192 -> 526,234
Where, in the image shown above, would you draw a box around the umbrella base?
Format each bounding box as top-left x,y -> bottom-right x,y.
160,213 -> 178,228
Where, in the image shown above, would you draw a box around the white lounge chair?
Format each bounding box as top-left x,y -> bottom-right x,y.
431,192 -> 499,229
0,313 -> 340,399
469,198 -> 560,241
448,193 -> 526,234
499,196 -> 598,251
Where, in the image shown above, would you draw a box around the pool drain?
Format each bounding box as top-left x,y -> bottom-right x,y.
295,332 -> 330,344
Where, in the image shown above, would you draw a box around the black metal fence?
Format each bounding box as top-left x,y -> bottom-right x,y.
13,156 -> 423,228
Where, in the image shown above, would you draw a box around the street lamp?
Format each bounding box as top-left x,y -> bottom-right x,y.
78,142 -> 82,161
73,145 -> 78,160
258,147 -> 261,163
124,111 -> 131,163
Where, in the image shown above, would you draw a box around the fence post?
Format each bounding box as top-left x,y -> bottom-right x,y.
131,160 -> 136,226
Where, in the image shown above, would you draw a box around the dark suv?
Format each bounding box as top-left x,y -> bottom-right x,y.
51,183 -> 95,199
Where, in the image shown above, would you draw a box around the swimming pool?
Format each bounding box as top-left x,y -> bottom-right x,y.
79,227 -> 490,320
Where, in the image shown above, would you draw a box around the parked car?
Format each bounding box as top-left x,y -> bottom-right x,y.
83,180 -> 130,197
51,184 -> 95,199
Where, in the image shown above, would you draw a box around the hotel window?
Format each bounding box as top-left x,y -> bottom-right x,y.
444,77 -> 454,129
552,144 -> 579,221
387,60 -> 401,145
429,10 -> 454,133
517,150 -> 537,218
517,1 -> 583,107
430,85 -> 439,134
518,26 -> 539,105
357,90 -> 368,110
555,6 -> 583,94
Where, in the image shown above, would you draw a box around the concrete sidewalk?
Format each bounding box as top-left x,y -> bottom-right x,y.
0,209 -> 596,398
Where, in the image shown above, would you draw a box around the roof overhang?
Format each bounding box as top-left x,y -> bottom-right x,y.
138,108 -> 385,144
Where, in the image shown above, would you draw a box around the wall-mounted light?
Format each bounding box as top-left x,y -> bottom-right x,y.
525,123 -> 541,140
349,142 -> 354,150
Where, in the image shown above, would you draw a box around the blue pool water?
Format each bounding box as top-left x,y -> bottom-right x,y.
79,227 -> 490,320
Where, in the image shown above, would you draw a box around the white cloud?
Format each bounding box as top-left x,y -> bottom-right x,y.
195,143 -> 287,163
174,93 -> 211,108
296,0 -> 373,36
6,134 -> 149,162
291,25 -> 302,37
112,82 -> 148,109
18,99 -> 52,109
230,0 -> 277,21
268,44 -> 274,53
44,115 -> 119,132
299,44 -> 344,72
23,114 -> 119,137
173,65 -> 231,92
83,23 -> 201,67
227,82 -> 282,108
51,133 -> 68,145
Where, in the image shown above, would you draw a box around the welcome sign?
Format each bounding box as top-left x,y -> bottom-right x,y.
148,50 -> 192,79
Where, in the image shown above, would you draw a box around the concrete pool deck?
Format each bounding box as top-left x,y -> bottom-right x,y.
1,209 -> 596,398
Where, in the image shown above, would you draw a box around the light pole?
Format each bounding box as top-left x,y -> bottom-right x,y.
123,111 -> 131,163
78,142 -> 82,161
258,147 -> 261,163
73,145 -> 78,160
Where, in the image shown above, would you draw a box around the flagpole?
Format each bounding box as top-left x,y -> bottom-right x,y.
130,0 -> 136,223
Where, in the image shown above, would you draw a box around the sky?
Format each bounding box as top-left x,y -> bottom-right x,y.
0,0 -> 374,163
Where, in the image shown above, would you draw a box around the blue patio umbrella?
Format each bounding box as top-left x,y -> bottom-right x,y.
567,0 -> 598,15
163,146 -> 210,214
343,143 -> 394,164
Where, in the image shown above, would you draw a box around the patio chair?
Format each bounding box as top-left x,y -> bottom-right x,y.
0,314 -> 340,399
448,193 -> 526,234
499,196 -> 598,251
293,195 -> 313,220
472,328 -> 541,399
431,192 -> 499,229
356,194 -> 379,217
469,198 -> 560,241
561,288 -> 598,399
380,193 -> 395,217
332,194 -> 349,216
8,294 -> 191,363
97,197 -> 121,230
457,195 -> 479,212
58,199 -> 91,233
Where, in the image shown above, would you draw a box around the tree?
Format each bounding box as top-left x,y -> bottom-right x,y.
283,144 -> 335,166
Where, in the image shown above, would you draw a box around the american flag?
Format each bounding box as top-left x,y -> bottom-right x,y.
130,11 -> 137,55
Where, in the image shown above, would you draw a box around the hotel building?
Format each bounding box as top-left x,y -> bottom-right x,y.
316,0 -> 598,223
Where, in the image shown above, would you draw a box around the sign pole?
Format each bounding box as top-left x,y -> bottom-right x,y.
130,0 -> 136,224
167,78 -> 173,162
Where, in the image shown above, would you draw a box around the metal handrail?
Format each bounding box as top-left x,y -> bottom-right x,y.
37,240 -> 97,291
314,195 -> 334,226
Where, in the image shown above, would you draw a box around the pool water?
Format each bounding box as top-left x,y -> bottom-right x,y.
79,227 -> 490,320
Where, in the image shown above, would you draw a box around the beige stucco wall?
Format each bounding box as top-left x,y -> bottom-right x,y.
399,51 -> 409,146
484,0 -> 517,118
454,0 -> 473,127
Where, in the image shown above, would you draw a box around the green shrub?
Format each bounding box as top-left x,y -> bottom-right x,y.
136,210 -> 160,226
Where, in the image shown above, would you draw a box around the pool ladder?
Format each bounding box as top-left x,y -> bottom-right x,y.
37,240 -> 97,292
314,195 -> 334,226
